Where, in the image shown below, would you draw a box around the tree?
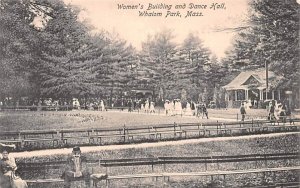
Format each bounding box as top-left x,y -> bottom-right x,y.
140,29 -> 177,100
0,0 -> 42,103
228,0 -> 299,88
94,32 -> 138,103
37,1 -> 103,100
176,33 -> 212,101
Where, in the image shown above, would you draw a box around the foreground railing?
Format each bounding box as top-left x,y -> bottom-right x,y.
1,119 -> 299,151
19,152 -> 300,187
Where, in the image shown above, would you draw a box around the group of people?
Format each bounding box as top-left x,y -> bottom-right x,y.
0,144 -> 108,188
267,100 -> 291,121
140,99 -> 156,113
239,100 -> 291,122
164,100 -> 209,119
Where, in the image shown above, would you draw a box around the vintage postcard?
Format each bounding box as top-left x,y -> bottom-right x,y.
0,0 -> 299,187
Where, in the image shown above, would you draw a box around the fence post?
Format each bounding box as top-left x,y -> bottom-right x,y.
264,155 -> 267,168
163,158 -> 166,172
151,160 -> 154,172
123,124 -> 126,143
174,122 -> 176,137
216,121 -> 219,135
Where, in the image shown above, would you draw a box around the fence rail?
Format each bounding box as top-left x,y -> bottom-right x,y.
17,152 -> 300,171
1,119 -> 300,151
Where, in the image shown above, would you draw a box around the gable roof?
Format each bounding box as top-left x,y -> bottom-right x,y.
223,69 -> 283,90
242,75 -> 261,86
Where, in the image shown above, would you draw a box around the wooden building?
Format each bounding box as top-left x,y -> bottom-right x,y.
223,70 -> 284,108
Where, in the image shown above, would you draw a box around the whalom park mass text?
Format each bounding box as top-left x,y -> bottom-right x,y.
117,3 -> 226,18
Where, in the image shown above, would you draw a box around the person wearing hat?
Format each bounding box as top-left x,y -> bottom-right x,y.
61,146 -> 91,188
0,145 -> 28,188
240,102 -> 246,121
202,104 -> 209,119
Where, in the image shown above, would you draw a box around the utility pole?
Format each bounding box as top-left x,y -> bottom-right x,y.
265,60 -> 268,100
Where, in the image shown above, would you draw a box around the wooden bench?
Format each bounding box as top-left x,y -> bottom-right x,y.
107,173 -> 163,180
23,138 -> 60,148
155,130 -> 185,139
152,124 -> 186,140
89,134 -> 126,144
91,166 -> 300,187
0,139 -> 22,149
228,127 -> 248,135
25,178 -> 64,183
98,157 -> 157,174
162,166 -> 300,181
91,157 -> 158,186
260,124 -> 300,133
181,128 -> 205,137
176,123 -> 206,138
204,128 -> 232,136
127,132 -> 157,141
19,130 -> 61,147
125,126 -> 158,141
91,173 -> 163,187
60,129 -> 94,145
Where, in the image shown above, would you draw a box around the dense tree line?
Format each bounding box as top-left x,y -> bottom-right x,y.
0,0 -> 137,104
0,0 -> 298,107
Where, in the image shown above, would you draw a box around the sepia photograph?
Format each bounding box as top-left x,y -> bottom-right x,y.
0,0 -> 299,187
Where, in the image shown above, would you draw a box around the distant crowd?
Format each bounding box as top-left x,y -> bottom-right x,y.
240,99 -> 292,121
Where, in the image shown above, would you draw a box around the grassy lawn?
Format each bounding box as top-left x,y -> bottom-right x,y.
0,109 -> 274,131
18,133 -> 299,188
1,110 -> 299,187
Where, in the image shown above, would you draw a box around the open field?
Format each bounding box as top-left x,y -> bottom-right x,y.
1,110 -> 299,187
0,109 -> 276,131
0,110 -> 218,131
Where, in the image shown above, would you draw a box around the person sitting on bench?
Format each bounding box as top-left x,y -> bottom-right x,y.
0,144 -> 28,188
61,146 -> 91,188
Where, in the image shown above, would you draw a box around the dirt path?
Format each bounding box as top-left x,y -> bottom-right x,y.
11,132 -> 299,159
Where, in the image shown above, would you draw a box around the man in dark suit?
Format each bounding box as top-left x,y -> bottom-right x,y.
61,146 -> 91,188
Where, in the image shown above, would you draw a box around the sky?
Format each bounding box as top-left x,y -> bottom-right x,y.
64,0 -> 250,58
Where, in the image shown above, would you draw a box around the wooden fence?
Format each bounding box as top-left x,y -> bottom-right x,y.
1,119 -> 300,151
20,152 -> 300,187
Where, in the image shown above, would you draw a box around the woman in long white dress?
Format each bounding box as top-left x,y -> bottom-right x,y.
149,102 -> 155,114
174,100 -> 182,116
140,103 -> 145,112
144,100 -> 149,113
100,100 -> 105,111
185,102 -> 193,116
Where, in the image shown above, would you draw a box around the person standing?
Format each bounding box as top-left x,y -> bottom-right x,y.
240,103 -> 246,121
174,100 -> 182,116
202,104 -> 209,119
144,100 -> 149,113
100,100 -> 105,111
269,101 -> 276,120
164,100 -> 170,116
128,100 -> 132,112
149,101 -> 155,114
185,101 -> 193,116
